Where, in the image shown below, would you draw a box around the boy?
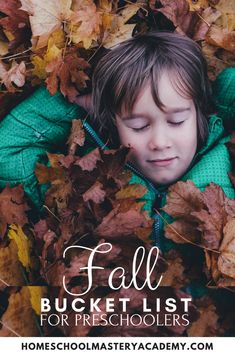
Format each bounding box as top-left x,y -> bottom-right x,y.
0,31 -> 234,246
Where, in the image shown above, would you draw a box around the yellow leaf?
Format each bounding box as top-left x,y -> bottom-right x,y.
0,41 -> 8,56
102,3 -> 141,48
8,224 -> 32,271
32,30 -> 63,79
0,240 -> 25,288
214,0 -> 235,31
32,55 -> 47,79
28,286 -> 48,315
0,287 -> 39,337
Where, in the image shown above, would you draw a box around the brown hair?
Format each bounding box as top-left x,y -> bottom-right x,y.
92,31 -> 213,148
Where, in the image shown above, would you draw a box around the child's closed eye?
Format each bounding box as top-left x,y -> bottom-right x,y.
131,124 -> 150,132
168,120 -> 184,126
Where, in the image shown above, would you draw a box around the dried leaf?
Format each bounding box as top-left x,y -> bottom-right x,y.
163,180 -> 205,218
0,287 -> 39,336
0,185 -> 29,238
67,119 -> 85,155
0,241 -> 25,288
206,25 -> 235,54
0,61 -> 26,93
8,224 -> 32,271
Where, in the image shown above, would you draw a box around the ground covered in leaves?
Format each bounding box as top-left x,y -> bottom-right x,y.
0,0 -> 235,337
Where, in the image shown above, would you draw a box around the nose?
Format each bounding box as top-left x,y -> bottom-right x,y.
148,125 -> 171,151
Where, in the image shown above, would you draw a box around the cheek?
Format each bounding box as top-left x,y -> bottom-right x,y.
175,121 -> 197,151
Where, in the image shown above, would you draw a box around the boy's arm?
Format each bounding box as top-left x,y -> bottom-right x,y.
212,68 -> 235,128
0,85 -> 87,210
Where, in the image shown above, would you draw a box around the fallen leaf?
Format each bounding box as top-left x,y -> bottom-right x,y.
0,0 -> 30,49
20,0 -> 72,49
46,50 -> 90,102
214,0 -> 235,31
83,181 -> 106,204
217,218 -> 235,279
69,0 -> 102,49
102,3 -> 141,48
8,224 -> 32,271
0,287 -> 40,336
0,185 -> 29,238
0,241 -> 25,288
187,297 -> 220,336
206,25 -> 235,54
67,119 -> 86,155
115,184 -> 147,200
75,148 -> 101,171
163,181 -> 205,218
0,60 -> 26,93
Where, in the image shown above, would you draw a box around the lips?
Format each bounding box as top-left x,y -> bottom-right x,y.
147,157 -> 176,167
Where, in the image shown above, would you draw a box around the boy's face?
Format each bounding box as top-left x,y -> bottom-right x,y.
116,72 -> 198,186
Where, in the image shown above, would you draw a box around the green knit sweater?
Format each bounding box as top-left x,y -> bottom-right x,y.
0,68 -> 235,215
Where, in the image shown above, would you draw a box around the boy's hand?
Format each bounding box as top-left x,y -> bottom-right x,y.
75,93 -> 92,112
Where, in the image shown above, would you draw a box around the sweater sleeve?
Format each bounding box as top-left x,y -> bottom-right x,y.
0,85 -> 86,209
212,68 -> 235,128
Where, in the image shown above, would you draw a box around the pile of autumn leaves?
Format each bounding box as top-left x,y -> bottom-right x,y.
0,0 -> 235,338
0,121 -> 235,337
0,0 -> 234,119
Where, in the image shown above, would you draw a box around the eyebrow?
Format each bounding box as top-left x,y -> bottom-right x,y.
121,107 -> 191,120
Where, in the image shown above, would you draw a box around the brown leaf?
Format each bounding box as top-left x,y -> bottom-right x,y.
95,204 -> 152,239
0,61 -> 26,93
82,181 -> 106,204
46,50 -> 90,102
192,183 -> 228,249
67,119 -> 85,155
217,218 -> 235,279
187,297 -> 220,336
0,185 -> 29,237
162,180 -> 205,218
193,7 -> 221,41
206,25 -> 235,54
75,148 -> 101,171
0,0 -> 30,49
164,219 -> 201,244
115,184 -> 147,200
0,241 -> 25,288
160,250 -> 189,287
